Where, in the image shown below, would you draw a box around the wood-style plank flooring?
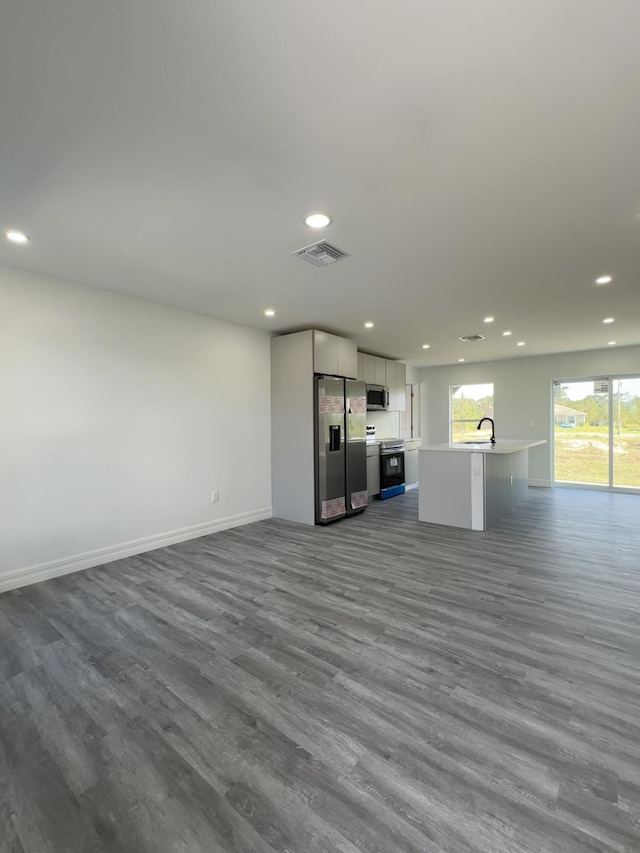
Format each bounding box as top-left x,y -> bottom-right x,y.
2,488 -> 640,852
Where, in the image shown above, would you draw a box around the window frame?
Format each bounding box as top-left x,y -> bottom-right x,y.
449,383 -> 495,443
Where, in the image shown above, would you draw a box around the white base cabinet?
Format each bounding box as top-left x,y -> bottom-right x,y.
404,448 -> 419,485
366,448 -> 380,498
418,440 -> 545,530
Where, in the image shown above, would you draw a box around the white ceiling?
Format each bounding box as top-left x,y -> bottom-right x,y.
2,1 -> 640,367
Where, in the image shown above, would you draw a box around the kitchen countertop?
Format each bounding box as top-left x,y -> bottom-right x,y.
420,439 -> 545,454
365,437 -> 421,448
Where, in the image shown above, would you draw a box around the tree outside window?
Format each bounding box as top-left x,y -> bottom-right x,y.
450,384 -> 494,442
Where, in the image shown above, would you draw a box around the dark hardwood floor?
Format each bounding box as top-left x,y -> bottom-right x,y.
2,487 -> 640,852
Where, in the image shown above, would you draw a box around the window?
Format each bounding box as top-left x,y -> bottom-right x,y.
553,376 -> 640,490
450,383 -> 494,442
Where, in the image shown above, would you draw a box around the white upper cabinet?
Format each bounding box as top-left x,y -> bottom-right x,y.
387,360 -> 397,408
313,330 -> 338,375
358,351 -> 407,411
361,353 -> 376,384
373,356 -> 387,386
337,337 -> 358,380
313,330 -> 357,378
388,361 -> 406,411
361,353 -> 386,385
397,361 -> 406,410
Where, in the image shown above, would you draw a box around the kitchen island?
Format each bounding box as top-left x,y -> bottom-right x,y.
418,439 -> 546,531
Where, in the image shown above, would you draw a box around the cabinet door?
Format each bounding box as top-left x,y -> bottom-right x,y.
366,454 -> 380,497
362,353 -> 376,384
404,449 -> 419,485
313,331 -> 338,375
357,352 -> 365,381
386,361 -> 407,412
395,362 -> 406,411
400,384 -> 411,437
411,383 -> 420,437
373,356 -> 387,386
387,361 -> 397,410
400,383 -> 420,436
337,337 -> 358,379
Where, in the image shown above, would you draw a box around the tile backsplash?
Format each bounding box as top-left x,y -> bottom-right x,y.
366,411 -> 400,438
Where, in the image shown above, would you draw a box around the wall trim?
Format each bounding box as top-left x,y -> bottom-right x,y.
529,479 -> 552,488
0,507 -> 273,594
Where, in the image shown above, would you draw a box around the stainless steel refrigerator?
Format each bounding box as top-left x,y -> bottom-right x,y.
315,376 -> 368,524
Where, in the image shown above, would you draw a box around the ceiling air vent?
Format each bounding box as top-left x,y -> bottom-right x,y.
292,240 -> 350,267
458,334 -> 485,342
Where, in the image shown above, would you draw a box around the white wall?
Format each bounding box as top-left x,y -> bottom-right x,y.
0,266 -> 272,588
416,345 -> 640,485
366,410 -> 400,438
405,365 -> 421,385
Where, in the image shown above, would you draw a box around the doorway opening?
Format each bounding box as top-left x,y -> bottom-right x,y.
553,376 -> 640,491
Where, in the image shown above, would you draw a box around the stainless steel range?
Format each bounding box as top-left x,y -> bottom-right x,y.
379,439 -> 405,499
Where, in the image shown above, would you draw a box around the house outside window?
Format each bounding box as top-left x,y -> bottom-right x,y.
554,404 -> 587,428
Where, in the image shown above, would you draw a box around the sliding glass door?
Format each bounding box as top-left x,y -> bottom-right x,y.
553,376 -> 640,491
613,378 -> 640,488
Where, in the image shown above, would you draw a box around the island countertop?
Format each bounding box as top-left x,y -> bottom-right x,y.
420,439 -> 546,454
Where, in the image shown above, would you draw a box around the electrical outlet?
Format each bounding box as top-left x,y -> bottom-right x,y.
528,420 -> 534,428
211,490 -> 219,503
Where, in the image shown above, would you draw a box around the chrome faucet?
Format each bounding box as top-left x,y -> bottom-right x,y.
477,417 -> 496,444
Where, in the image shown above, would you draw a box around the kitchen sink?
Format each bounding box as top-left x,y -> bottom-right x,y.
460,440 -> 493,444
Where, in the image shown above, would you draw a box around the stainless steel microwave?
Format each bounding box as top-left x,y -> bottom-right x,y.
366,384 -> 389,410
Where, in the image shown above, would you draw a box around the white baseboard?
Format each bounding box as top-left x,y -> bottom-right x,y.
529,479 -> 552,488
405,482 -> 419,491
0,506 -> 273,594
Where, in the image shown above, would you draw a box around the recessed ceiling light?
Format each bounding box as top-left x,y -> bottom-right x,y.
608,341 -> 617,346
502,330 -> 512,336
458,358 -> 465,362
305,212 -> 331,228
5,229 -> 30,244
422,344 -> 430,349
364,321 -> 374,328
595,275 -> 613,285
602,317 -> 614,324
264,309 -> 276,317
483,316 -> 494,323
517,341 -> 525,346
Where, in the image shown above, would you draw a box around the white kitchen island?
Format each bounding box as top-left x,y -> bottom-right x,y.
418,440 -> 546,531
